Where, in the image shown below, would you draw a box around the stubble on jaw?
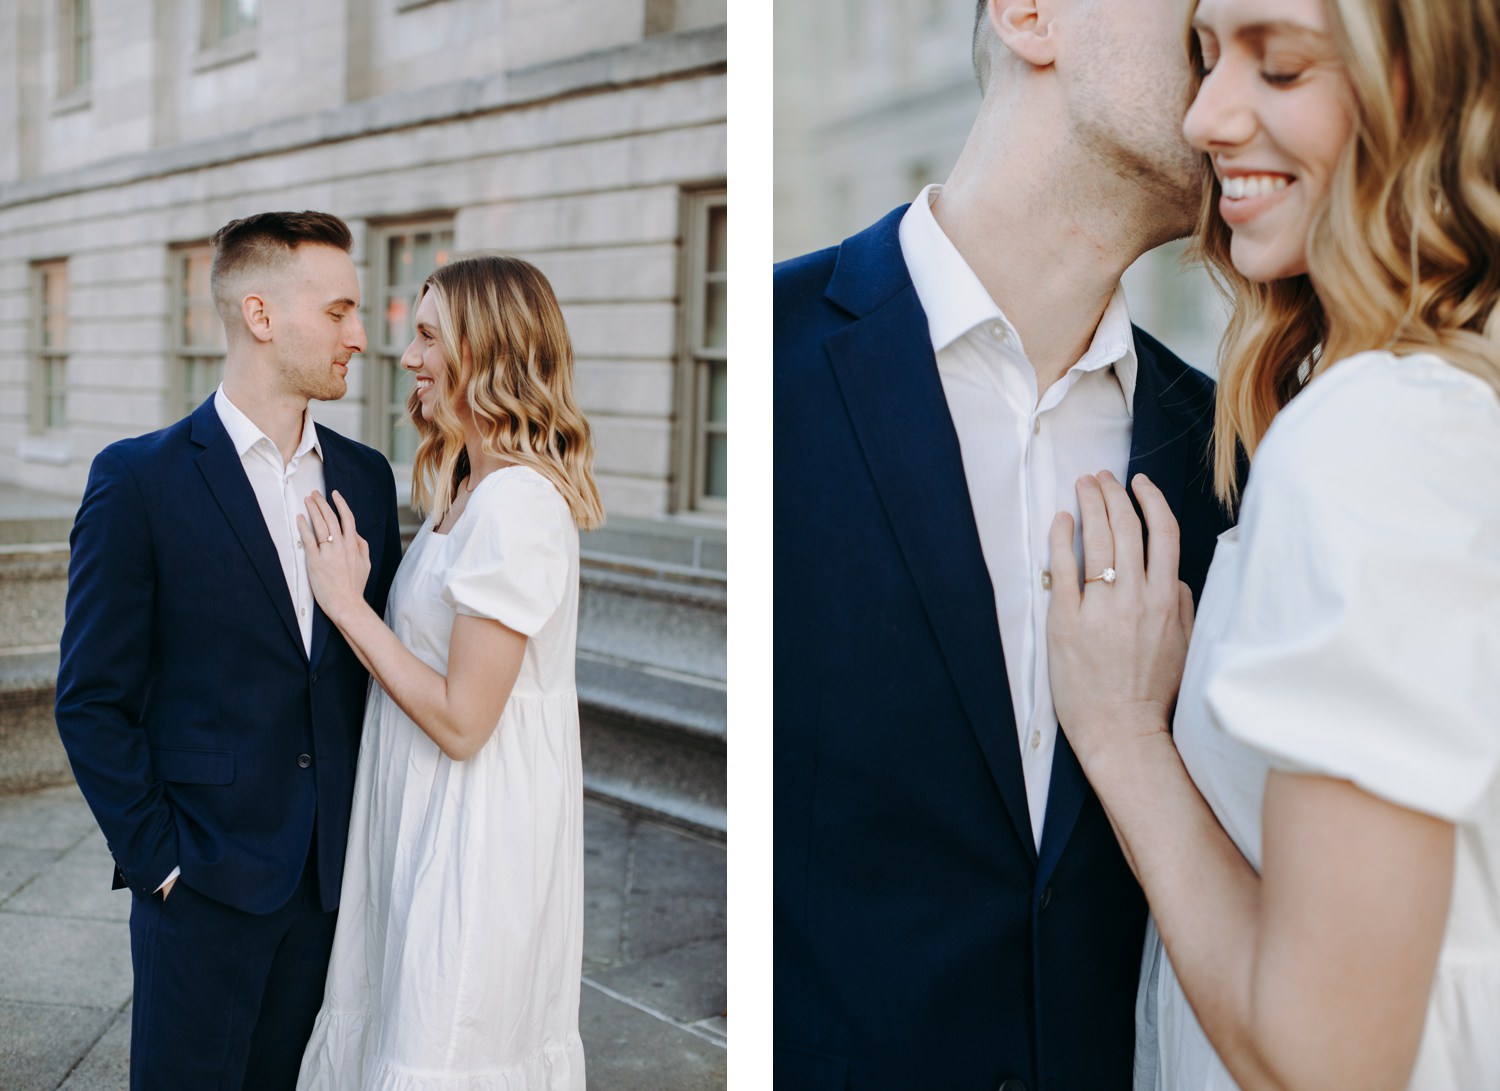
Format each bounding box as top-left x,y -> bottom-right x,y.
1066,12 -> 1206,242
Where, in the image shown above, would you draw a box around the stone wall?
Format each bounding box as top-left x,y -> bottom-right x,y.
0,2 -> 728,520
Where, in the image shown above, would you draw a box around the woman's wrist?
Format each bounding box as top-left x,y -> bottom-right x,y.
1077,720 -> 1175,791
323,593 -> 370,631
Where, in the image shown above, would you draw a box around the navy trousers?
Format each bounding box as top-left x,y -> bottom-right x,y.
128,841 -> 336,1090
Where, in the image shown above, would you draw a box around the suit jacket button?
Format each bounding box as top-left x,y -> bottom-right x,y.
311,672 -> 319,684
1039,884 -> 1053,911
297,754 -> 312,768
998,1079 -> 1028,1091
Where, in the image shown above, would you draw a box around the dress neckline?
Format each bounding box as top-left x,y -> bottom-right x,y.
428,465 -> 526,538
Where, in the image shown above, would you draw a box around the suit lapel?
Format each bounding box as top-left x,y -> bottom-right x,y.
191,399 -> 306,657
308,435 -> 337,669
824,210 -> 1037,862
1036,334 -> 1203,885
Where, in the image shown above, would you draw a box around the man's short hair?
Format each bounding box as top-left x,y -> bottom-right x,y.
972,1 -> 994,92
210,210 -> 353,323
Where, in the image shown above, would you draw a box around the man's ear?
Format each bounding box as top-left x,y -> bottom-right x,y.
241,293 -> 273,343
993,0 -> 1058,67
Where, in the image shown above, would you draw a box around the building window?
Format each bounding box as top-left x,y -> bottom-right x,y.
59,0 -> 91,95
31,261 -> 69,434
369,221 -> 454,465
173,244 -> 226,417
204,0 -> 258,46
676,190 -> 727,512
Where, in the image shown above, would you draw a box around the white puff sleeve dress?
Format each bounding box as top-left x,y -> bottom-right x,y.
1137,351 -> 1500,1091
298,466 -> 585,1091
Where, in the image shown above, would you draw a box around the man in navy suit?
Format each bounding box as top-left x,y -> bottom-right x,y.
55,211 -> 401,1089
774,2 -> 1235,1088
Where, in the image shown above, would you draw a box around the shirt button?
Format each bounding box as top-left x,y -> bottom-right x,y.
1040,570 -> 1052,591
299,607 -> 306,617
989,322 -> 1006,341
1032,418 -> 1041,436
297,754 -> 312,768
1030,730 -> 1041,750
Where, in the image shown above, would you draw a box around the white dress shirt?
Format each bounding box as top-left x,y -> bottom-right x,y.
898,184 -> 1136,845
214,385 -> 325,657
158,388 -> 326,894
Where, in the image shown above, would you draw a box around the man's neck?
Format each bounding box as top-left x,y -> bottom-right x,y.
933,113 -> 1167,394
221,376 -> 309,464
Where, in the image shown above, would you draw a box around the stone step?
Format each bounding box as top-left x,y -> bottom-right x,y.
0,649 -> 729,835
578,655 -> 725,839
0,649 -> 71,795
574,518 -> 725,836
0,543 -> 69,654
0,508 -> 726,837
578,566 -> 725,684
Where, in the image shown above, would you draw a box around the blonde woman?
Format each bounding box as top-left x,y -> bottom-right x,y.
295,256 -> 603,1090
1046,0 -> 1500,1088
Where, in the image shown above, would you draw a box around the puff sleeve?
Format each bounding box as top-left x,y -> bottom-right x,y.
440,469 -> 572,637
1205,352 -> 1500,822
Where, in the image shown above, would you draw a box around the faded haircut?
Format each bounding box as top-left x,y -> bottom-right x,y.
209,210 -> 353,324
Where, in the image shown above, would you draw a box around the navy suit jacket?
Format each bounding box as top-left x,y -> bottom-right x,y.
55,396 -> 402,915
773,208 -> 1232,1091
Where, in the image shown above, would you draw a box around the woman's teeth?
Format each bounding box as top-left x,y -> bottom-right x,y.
1222,174 -> 1291,199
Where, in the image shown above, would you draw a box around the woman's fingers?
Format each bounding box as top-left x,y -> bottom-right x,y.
304,493 -> 331,543
1076,475 -> 1114,587
294,513 -> 319,553
1135,474 -> 1182,598
331,491 -> 358,541
1098,471 -> 1143,581
1178,581 -> 1195,644
1049,512 -> 1080,613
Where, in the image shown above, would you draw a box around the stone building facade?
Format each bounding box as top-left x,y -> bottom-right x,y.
773,0 -> 1226,371
0,0 -> 728,521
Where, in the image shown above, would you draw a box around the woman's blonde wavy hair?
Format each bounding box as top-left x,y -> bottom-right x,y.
1189,0 -> 1500,505
407,255 -> 605,530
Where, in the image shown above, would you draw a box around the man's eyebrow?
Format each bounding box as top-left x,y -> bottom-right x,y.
325,297 -> 359,309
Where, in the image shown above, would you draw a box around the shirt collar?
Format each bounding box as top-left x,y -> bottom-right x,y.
899,184 -> 1013,353
898,183 -> 1139,416
214,384 -> 322,462
1083,288 -> 1139,417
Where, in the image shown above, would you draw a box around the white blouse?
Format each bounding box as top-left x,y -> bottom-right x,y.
1138,350 -> 1500,1090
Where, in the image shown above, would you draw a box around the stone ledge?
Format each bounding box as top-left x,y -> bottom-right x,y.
0,26 -> 727,211
577,655 -> 725,743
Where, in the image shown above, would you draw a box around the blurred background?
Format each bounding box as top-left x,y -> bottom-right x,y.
773,0 -> 1228,371
0,3 -> 726,1085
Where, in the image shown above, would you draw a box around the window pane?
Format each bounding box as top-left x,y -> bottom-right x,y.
413,232 -> 437,279
184,250 -> 212,299
42,263 -> 67,347
75,0 -> 92,85
384,293 -> 410,348
185,358 -> 221,409
45,359 -> 66,427
184,301 -> 222,348
389,234 -> 414,288
707,359 -> 727,424
703,281 -> 726,352
222,0 -> 258,37
387,358 -> 417,463
704,432 -> 727,501
707,205 -> 726,274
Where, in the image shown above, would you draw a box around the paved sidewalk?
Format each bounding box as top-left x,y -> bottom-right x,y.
0,782 -> 726,1089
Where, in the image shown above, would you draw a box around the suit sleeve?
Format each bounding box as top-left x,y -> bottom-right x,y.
54,448 -> 179,896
